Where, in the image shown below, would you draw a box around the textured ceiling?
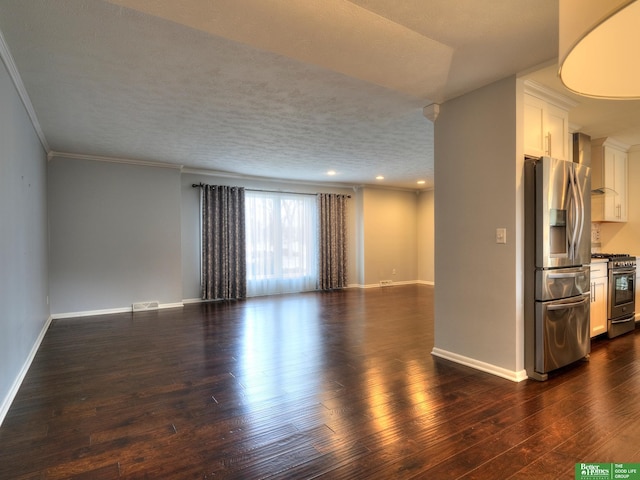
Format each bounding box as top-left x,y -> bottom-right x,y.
0,0 -> 563,189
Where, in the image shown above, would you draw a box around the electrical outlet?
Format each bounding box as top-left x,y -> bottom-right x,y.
496,228 -> 507,244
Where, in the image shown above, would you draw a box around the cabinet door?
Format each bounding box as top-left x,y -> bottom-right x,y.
603,147 -> 627,221
546,104 -> 569,161
613,149 -> 627,221
523,94 -> 569,161
590,277 -> 607,337
523,94 -> 546,158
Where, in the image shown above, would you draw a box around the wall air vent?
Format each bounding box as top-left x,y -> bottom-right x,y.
132,301 -> 160,312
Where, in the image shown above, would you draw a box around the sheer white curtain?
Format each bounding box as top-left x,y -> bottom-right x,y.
245,191 -> 318,296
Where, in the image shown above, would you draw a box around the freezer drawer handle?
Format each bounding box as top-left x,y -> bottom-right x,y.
547,272 -> 585,279
546,296 -> 590,311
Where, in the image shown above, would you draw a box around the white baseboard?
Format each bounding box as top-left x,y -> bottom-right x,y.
51,302 -> 184,320
431,347 -> 528,383
52,306 -> 131,319
0,315 -> 53,426
347,280 -> 435,289
158,302 -> 184,310
182,298 -> 204,304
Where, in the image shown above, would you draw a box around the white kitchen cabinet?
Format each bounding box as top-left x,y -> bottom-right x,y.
591,137 -> 629,222
590,262 -> 608,338
523,81 -> 574,161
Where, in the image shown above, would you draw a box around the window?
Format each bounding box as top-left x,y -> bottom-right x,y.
245,191 -> 318,296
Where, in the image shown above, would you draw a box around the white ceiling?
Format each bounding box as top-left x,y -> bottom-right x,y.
1,0 -> 636,190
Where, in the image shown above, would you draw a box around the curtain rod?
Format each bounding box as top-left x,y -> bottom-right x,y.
191,183 -> 350,198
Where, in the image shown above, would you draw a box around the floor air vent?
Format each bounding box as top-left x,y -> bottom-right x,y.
132,301 -> 160,312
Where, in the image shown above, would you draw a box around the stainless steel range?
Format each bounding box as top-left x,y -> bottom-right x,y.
592,253 -> 636,338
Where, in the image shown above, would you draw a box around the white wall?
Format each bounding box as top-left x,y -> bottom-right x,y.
48,157 -> 183,315
433,75 -> 523,378
417,188 -> 434,284
0,60 -> 49,422
361,187 -> 419,286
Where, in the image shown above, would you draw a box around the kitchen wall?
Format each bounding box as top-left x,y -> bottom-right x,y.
0,60 -> 50,422
48,156 -> 183,315
433,75 -> 524,380
595,148 -> 640,255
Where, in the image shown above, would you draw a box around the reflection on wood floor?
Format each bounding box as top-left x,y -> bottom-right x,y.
1,284 -> 639,479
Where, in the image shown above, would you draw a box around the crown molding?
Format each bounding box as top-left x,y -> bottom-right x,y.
49,151 -> 184,170
182,167 -> 359,190
0,28 -> 50,152
591,137 -> 631,152
523,79 -> 579,111
182,167 -> 429,193
628,144 -> 640,153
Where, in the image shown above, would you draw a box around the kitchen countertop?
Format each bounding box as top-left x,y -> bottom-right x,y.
591,258 -> 608,264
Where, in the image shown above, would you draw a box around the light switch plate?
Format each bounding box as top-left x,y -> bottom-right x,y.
496,228 -> 506,244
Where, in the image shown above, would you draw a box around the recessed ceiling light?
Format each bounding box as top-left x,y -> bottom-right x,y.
327,170 -> 336,176
417,180 -> 426,185
376,175 -> 384,180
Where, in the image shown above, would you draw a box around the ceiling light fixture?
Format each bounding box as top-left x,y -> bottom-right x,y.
417,180 -> 426,185
376,175 -> 384,180
327,170 -> 336,176
558,0 -> 640,99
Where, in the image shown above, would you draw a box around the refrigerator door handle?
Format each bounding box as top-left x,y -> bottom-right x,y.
567,166 -> 578,259
573,165 -> 585,259
546,296 -> 590,311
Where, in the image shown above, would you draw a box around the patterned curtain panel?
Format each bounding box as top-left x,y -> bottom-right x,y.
201,185 -> 246,300
317,193 -> 348,290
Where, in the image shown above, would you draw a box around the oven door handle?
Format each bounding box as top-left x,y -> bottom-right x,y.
612,268 -> 636,275
546,296 -> 590,311
611,317 -> 634,324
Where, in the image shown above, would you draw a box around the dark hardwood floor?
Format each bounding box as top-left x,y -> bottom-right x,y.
1,284 -> 640,479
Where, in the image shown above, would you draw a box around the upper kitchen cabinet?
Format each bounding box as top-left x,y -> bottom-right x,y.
591,137 -> 629,222
523,80 -> 576,161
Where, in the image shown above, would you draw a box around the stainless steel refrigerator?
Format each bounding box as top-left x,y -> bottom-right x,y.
524,155 -> 591,381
